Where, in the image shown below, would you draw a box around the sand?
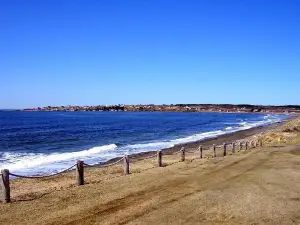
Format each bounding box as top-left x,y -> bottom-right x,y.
1,117 -> 300,225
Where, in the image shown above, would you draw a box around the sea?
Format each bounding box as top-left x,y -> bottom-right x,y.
0,111 -> 288,175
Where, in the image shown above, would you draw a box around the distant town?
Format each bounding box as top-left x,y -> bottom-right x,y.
23,104 -> 300,114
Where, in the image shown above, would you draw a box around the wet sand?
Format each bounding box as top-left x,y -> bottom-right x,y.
109,119 -> 288,164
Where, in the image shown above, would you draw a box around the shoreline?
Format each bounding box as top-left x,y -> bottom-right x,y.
20,109 -> 294,114
22,103 -> 300,114
6,115 -> 293,175
101,116 -> 293,165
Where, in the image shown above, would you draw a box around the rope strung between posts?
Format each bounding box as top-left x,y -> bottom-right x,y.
185,150 -> 196,154
83,157 -> 124,168
129,152 -> 158,160
199,146 -> 209,151
136,153 -> 158,161
172,149 -> 182,155
9,164 -> 76,179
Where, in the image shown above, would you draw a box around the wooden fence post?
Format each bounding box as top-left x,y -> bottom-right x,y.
124,155 -> 129,175
239,142 -> 242,151
180,147 -> 185,162
245,142 -> 248,150
213,144 -> 216,158
260,139 -> 263,147
157,150 -> 162,167
232,142 -> 235,153
76,160 -> 84,186
223,143 -> 227,156
0,169 -> 10,203
199,145 -> 203,159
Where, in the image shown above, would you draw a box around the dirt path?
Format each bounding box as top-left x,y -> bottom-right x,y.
1,145 -> 300,225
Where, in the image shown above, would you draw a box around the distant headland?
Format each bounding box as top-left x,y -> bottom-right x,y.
23,104 -> 300,114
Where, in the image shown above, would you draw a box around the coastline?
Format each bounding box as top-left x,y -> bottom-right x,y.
1,112 -> 289,176
23,103 -> 300,114
6,119 -> 287,176
101,116 -> 293,165
2,116 -> 300,225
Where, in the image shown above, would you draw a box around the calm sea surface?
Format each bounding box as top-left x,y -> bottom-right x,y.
0,111 -> 287,175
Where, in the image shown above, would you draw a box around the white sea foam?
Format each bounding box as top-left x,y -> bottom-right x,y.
264,114 -> 271,119
117,130 -> 227,154
0,144 -> 117,172
225,126 -> 233,130
170,130 -> 224,145
239,121 -> 247,126
122,142 -> 174,152
237,116 -> 281,131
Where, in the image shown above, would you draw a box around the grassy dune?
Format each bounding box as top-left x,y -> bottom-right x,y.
251,118 -> 300,146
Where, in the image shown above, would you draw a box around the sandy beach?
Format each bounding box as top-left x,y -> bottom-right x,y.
1,117 -> 300,225
2,0 -> 299,224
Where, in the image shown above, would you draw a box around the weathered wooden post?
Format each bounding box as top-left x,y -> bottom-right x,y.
245,142 -> 248,150
199,145 -> 203,159
76,160 -> 84,185
213,144 -> 216,158
260,139 -> 263,147
239,142 -> 242,151
223,143 -> 227,156
124,155 -> 130,175
180,147 -> 185,162
0,169 -> 10,203
232,142 -> 235,153
157,150 -> 162,167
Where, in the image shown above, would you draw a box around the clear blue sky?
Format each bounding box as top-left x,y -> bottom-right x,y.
1,0 -> 299,108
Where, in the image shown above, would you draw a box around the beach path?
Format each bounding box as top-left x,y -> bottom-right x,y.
1,144 -> 300,225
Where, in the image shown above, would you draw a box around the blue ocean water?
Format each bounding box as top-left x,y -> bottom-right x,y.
0,111 -> 287,175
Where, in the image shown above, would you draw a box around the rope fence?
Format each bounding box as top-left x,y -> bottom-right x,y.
8,164 -> 77,179
83,157 -> 124,168
0,139 -> 263,203
130,153 -> 158,161
172,149 -> 182,155
185,149 -> 197,154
